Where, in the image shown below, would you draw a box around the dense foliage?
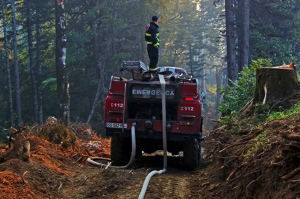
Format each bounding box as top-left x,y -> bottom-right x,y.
250,0 -> 300,66
0,0 -> 223,133
1,0 -> 300,134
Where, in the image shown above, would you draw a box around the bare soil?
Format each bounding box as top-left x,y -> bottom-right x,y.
1,117 -> 300,199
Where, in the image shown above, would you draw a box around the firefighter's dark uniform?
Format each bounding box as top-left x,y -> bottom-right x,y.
145,21 -> 160,73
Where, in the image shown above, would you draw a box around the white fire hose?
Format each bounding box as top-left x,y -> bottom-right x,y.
138,74 -> 168,199
86,122 -> 137,169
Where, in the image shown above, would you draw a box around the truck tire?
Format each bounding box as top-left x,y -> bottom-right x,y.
183,140 -> 199,170
111,136 -> 131,166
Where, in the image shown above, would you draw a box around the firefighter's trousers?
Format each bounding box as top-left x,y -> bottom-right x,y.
147,45 -> 159,72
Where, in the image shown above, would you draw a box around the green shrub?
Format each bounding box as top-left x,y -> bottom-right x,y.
219,59 -> 272,118
267,102 -> 300,121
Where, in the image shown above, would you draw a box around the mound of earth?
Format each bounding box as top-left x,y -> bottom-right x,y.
198,116 -> 300,199
0,123 -> 111,199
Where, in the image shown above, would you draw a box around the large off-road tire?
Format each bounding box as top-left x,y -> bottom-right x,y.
111,136 -> 131,166
183,140 -> 200,170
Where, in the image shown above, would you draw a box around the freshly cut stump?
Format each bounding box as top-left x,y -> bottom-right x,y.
253,66 -> 300,105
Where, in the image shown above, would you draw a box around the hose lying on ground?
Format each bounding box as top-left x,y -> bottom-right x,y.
86,122 -> 137,169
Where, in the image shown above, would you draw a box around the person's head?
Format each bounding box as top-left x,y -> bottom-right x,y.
152,15 -> 159,24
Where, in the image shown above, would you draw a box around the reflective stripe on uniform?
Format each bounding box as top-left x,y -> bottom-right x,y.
146,31 -> 159,46
154,33 -> 160,47
149,67 -> 157,71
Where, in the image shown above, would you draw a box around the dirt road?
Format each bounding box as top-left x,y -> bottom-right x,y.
61,155 -> 204,199
1,134 -> 213,199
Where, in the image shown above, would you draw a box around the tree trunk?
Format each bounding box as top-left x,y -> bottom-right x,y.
225,0 -> 238,83
140,0 -> 147,62
188,44 -> 192,74
215,66 -> 223,119
200,65 -> 206,95
11,0 -> 22,124
55,0 -> 70,125
87,4 -> 102,124
26,0 -> 39,123
87,61 -> 104,124
36,0 -> 43,124
238,0 -> 250,70
2,0 -> 14,126
253,66 -> 300,106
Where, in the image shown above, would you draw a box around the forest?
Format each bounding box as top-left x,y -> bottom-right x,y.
1,0 -> 300,135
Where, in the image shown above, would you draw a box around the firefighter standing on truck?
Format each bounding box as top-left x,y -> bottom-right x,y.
145,15 -> 160,74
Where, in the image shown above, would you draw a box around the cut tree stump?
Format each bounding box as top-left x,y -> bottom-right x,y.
22,140 -> 30,161
240,62 -> 300,116
253,63 -> 300,105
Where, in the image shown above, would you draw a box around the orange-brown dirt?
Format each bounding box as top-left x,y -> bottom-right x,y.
1,117 -> 300,199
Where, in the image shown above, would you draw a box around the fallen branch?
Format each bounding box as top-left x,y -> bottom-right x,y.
244,168 -> 262,178
268,91 -> 300,115
219,141 -> 248,153
246,175 -> 262,196
226,162 -> 249,182
238,98 -> 253,116
105,161 -> 112,169
282,167 -> 300,181
202,140 -> 224,145
203,151 -> 215,159
80,175 -> 87,185
271,161 -> 284,167
201,182 -> 210,187
210,125 -> 226,133
279,131 -> 300,141
58,182 -> 63,191
22,171 -> 29,184
282,144 -> 300,150
221,157 -> 237,169
239,127 -> 264,137
218,156 -> 240,159
73,157 -> 82,165
290,179 -> 300,183
239,135 -> 256,142
90,156 -> 111,161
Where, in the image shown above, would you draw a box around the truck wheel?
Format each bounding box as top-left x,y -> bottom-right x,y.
183,140 -> 199,170
111,136 -> 131,166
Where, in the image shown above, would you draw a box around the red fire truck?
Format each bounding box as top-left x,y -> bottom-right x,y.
104,61 -> 203,170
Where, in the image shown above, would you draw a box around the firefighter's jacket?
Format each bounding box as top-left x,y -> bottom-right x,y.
145,22 -> 160,47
